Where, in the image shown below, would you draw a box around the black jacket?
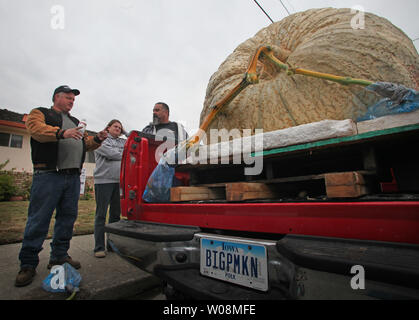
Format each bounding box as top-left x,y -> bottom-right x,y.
29,107 -> 87,170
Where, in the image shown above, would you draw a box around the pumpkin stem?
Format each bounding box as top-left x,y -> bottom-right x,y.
186,45 -> 373,151
260,45 -> 373,86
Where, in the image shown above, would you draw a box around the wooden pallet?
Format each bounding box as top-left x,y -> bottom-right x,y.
170,186 -> 225,202
170,170 -> 375,202
324,171 -> 369,198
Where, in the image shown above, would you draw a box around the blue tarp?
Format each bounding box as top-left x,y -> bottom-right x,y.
358,82 -> 419,121
142,157 -> 175,203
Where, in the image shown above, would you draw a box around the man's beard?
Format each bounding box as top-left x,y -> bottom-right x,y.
152,114 -> 160,125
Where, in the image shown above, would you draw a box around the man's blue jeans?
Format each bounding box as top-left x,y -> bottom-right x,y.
18,171 -> 80,269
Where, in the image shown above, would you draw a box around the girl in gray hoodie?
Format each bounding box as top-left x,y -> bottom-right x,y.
93,119 -> 126,258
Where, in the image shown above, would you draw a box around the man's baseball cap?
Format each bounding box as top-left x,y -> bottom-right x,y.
52,85 -> 80,101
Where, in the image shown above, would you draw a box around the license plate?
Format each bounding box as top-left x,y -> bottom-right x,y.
200,237 -> 268,291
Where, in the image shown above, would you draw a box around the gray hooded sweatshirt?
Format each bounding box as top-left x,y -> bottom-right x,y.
93,135 -> 126,184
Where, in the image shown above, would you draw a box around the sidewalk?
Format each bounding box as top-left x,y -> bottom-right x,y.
0,234 -> 163,300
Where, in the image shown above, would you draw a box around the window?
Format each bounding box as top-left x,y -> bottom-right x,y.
0,133 -> 9,147
10,134 -> 23,148
0,132 -> 23,148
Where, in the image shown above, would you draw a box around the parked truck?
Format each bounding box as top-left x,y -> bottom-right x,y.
105,117 -> 419,299
105,44 -> 419,300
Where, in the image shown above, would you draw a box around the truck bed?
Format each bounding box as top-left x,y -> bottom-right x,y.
109,114 -> 419,299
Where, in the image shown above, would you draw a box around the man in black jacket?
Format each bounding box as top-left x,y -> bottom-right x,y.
15,85 -> 107,287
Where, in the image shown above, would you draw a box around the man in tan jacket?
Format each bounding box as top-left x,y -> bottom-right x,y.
15,85 -> 107,287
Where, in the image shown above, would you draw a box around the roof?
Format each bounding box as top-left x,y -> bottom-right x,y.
0,108 -> 97,135
0,109 -> 26,124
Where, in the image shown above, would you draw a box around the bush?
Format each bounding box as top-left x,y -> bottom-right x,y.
0,160 -> 18,201
16,176 -> 32,200
0,174 -> 17,201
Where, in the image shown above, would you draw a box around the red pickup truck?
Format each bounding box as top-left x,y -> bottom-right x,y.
105,124 -> 419,300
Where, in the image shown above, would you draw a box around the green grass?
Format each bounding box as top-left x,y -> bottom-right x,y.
0,199 -> 96,245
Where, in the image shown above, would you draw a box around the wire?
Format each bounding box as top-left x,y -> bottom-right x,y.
253,0 -> 274,24
277,0 -> 291,15
283,0 -> 296,13
413,37 -> 419,42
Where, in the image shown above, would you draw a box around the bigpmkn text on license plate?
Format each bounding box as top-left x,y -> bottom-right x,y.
200,237 -> 268,291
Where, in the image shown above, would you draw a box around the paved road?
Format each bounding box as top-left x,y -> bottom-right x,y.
0,234 -> 165,300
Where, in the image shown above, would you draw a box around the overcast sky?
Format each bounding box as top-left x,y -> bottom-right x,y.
1,0 -> 418,134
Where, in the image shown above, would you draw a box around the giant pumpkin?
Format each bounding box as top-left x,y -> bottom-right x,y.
199,8 -> 418,141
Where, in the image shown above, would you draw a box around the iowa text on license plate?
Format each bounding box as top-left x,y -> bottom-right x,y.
200,237 -> 268,291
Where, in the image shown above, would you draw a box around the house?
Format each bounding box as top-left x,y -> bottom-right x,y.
0,108 -> 96,176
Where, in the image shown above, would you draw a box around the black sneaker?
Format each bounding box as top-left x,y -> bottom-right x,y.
47,256 -> 81,269
15,267 -> 36,287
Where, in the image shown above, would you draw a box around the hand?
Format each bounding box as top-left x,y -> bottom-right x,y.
63,127 -> 84,140
96,129 -> 108,142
